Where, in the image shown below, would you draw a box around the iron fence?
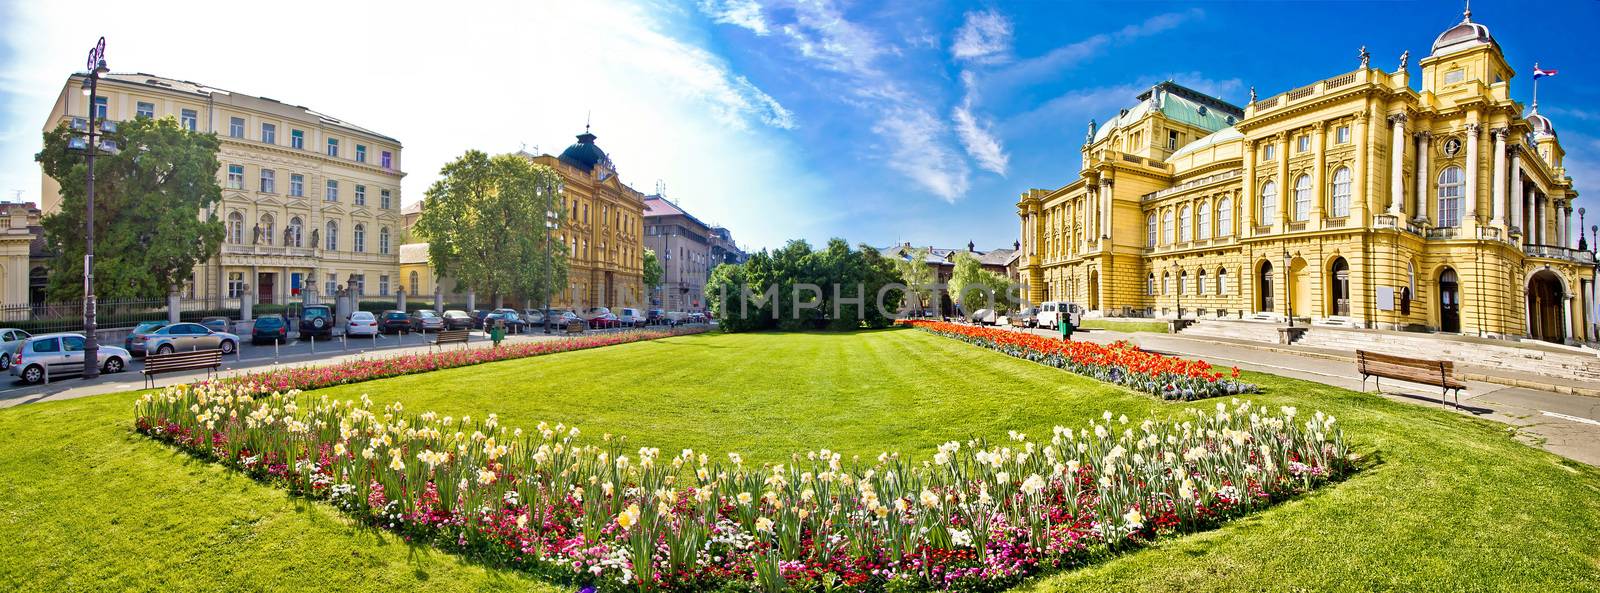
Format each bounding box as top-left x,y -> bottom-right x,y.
0,297 -> 227,334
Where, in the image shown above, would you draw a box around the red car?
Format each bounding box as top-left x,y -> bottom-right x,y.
584,307 -> 620,329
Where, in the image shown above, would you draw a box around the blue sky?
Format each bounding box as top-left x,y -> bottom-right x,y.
2,0 -> 1598,252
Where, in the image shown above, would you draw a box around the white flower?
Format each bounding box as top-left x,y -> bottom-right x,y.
1020,474 -> 1047,495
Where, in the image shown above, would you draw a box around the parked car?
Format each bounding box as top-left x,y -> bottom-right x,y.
1035,301 -> 1083,330
251,314 -> 289,345
410,309 -> 445,332
124,320 -> 168,356
486,308 -> 528,333
471,309 -> 493,330
522,309 -> 547,327
967,309 -> 998,325
646,309 -> 666,325
346,311 -> 380,337
1006,307 -> 1038,328
299,304 -> 335,338
0,328 -> 32,370
689,311 -> 708,323
547,309 -> 582,328
442,310 -> 475,330
378,310 -> 412,333
141,322 -> 240,356
584,307 -> 619,329
12,333 -> 131,384
663,311 -> 689,325
616,307 -> 647,327
199,316 -> 232,333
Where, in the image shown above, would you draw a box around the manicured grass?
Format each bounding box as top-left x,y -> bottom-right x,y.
1077,318 -> 1169,334
3,328 -> 1599,591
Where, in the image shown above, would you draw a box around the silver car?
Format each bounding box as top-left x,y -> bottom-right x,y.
0,328 -> 32,370
11,333 -> 131,384
140,322 -> 240,356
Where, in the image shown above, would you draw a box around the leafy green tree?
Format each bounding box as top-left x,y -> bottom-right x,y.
642,248 -> 663,297
705,238 -> 900,332
36,116 -> 226,300
947,252 -> 1012,314
413,151 -> 568,308
891,247 -> 934,313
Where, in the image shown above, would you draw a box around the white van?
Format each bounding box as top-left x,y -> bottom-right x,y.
1035,301 -> 1083,329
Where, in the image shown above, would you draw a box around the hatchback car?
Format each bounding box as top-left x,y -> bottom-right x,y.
12,333 -> 131,384
124,320 -> 168,355
442,310 -> 474,330
299,305 -> 335,338
486,309 -> 528,333
522,309 -> 547,327
0,328 -> 32,370
379,310 -> 412,333
141,322 -> 240,355
251,314 -> 289,345
346,311 -> 380,337
410,309 -> 445,332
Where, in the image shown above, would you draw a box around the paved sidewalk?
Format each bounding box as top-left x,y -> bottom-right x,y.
1016,325 -> 1600,467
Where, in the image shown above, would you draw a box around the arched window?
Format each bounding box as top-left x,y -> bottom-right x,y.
1146,213 -> 1157,247
1197,268 -> 1207,295
1197,200 -> 1211,239
288,217 -> 303,247
1330,167 -> 1352,217
227,212 -> 244,244
1260,180 -> 1278,222
325,220 -> 338,251
1162,210 -> 1174,245
1147,273 -> 1156,296
379,227 -> 391,254
1178,270 -> 1187,295
259,213 -> 275,246
1179,206 -> 1193,242
1437,166 -> 1464,227
1293,174 -> 1312,221
353,223 -> 366,253
1217,197 -> 1233,237
1162,271 -> 1171,295
1218,267 -> 1229,294
409,270 -> 419,294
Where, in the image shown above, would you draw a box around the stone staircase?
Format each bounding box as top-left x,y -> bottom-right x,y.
1296,327 -> 1600,382
1175,319 -> 1286,343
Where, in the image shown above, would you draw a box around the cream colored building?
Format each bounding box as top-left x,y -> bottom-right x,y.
42,72 -> 405,306
1017,10 -> 1593,344
0,202 -> 45,309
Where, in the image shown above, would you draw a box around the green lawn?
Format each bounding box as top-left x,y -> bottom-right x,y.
1077,318 -> 1169,334
3,329 -> 1599,592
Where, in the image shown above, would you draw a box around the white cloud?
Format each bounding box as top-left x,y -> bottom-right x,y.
874,107 -> 969,203
698,0 -> 770,36
975,9 -> 1204,105
952,101 -> 1008,176
951,9 -> 1012,64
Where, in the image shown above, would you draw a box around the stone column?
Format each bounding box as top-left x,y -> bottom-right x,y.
1563,204 -> 1573,248
1564,294 -> 1575,344
1389,114 -> 1407,216
466,289 -> 476,312
1510,146 -> 1524,241
1491,129 -> 1507,227
1242,140 -> 1256,234
1277,134 -> 1291,227
1311,123 -> 1326,226
167,288 -> 181,324
1464,124 -> 1479,223
1100,180 -> 1113,241
1413,131 -> 1430,223
397,287 -> 407,311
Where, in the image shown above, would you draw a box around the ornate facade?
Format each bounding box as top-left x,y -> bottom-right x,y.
42,72 -> 405,306
1017,10 -> 1593,344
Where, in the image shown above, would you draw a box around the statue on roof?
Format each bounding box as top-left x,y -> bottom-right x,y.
1249,86 -> 1256,103
1398,50 -> 1409,71
1359,45 -> 1370,69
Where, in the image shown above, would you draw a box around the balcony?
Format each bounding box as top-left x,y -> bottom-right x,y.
1525,244 -> 1597,265
1142,169 -> 1241,202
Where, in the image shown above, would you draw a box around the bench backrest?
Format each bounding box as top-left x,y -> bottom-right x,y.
435,329 -> 470,343
145,349 -> 223,373
1356,349 -> 1453,378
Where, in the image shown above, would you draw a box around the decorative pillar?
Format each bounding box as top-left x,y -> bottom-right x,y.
1464,123 -> 1479,223
1510,146 -> 1524,241
1414,130 -> 1430,223
1242,140 -> 1257,234
1080,195 -> 1090,249
1564,294 -> 1575,344
1278,133 -> 1291,227
1389,114 -> 1407,216
1352,111 -> 1369,224
1100,180 -> 1113,241
1491,128 -> 1507,227
1563,204 -> 1573,248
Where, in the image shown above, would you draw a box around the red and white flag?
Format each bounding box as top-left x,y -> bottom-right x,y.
1532,65 -> 1559,79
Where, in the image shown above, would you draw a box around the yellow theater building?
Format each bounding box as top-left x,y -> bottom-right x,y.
1016,10 -> 1593,344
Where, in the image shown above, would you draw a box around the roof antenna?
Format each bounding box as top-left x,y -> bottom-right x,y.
585,110 -> 592,134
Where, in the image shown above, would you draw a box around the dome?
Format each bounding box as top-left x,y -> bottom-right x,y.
558,130 -> 612,171
1431,10 -> 1494,56
1527,110 -> 1557,138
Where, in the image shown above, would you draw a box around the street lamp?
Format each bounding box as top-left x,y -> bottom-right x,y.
1170,260 -> 1182,320
71,37 -> 116,379
543,187 -> 559,334
1283,246 -> 1294,328
1580,208 -> 1588,251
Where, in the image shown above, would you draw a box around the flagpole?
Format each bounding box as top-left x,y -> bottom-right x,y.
1532,62 -> 1539,109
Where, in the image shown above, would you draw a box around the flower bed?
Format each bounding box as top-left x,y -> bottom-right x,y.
211,327 -> 707,393
901,320 -> 1255,401
135,382 -> 1348,593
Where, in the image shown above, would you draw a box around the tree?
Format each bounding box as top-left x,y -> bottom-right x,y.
36,116 -> 226,300
642,248 -> 663,299
891,247 -> 934,313
705,238 -> 901,332
412,151 -> 568,308
946,252 -> 1012,314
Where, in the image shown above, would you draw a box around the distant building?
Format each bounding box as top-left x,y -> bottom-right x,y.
643,195 -> 716,312
879,241 -> 1018,315
0,201 -> 46,308
709,226 -> 747,266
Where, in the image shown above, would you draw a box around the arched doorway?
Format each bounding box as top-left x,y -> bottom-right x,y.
1289,257 -> 1311,319
1086,270 -> 1100,311
1258,261 -> 1274,312
1527,270 -> 1565,343
1328,257 -> 1351,317
1439,268 -> 1461,333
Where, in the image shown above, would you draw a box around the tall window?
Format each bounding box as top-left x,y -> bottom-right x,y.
1437,166 -> 1464,227
259,214 -> 275,245
380,189 -> 392,209
1263,144 -> 1276,161
1163,272 -> 1171,295
226,165 -> 244,189
327,138 -> 339,157
325,180 -> 339,201
1335,125 -> 1351,144
291,129 -> 305,149
227,273 -> 245,298
229,117 -> 245,138
409,271 -> 419,294
379,227 -> 390,254
1293,174 -> 1312,221
1260,180 -> 1278,222
260,169 -> 275,193
355,185 -> 366,206
1330,167 -> 1352,217
1161,210 -> 1174,245
325,220 -> 338,250
1217,197 -> 1233,237
379,275 -> 390,296
382,151 -> 393,169
353,224 -> 366,253
227,212 -> 244,244
1146,214 -> 1157,247
1198,200 -> 1212,239
290,174 -> 304,197
1179,206 -> 1193,242
1197,269 -> 1207,295
356,145 -> 367,163
1147,273 -> 1156,296
136,101 -> 155,119
261,123 -> 276,144
1218,268 -> 1229,294
180,109 -> 198,131
1296,135 -> 1310,153
288,217 -> 303,247
93,96 -> 108,119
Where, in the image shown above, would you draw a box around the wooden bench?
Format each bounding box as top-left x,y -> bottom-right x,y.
142,348 -> 224,388
429,329 -> 471,350
1357,350 -> 1467,407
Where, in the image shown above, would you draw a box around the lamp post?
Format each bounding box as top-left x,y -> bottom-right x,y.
1170,261 -> 1182,320
543,181 -> 559,334
1283,246 -> 1294,328
72,37 -> 115,379
1580,208 -> 1588,252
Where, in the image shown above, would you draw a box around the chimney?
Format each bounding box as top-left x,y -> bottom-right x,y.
967,240 -> 975,252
